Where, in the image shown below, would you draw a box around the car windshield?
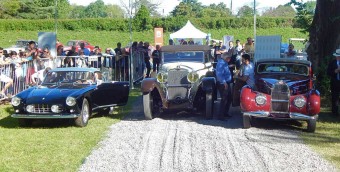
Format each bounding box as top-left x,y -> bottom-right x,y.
257,63 -> 309,76
67,41 -> 76,46
42,71 -> 95,85
15,41 -> 28,47
163,51 -> 204,63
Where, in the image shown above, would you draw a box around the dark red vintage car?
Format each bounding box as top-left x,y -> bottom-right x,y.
63,40 -> 96,52
238,58 -> 320,132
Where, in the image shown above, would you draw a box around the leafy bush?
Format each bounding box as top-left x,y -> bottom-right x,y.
0,17 -> 298,32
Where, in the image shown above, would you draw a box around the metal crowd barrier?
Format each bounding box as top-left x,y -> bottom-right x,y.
1,51 -> 147,101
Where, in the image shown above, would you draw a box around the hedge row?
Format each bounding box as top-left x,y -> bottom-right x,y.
0,17 -> 297,32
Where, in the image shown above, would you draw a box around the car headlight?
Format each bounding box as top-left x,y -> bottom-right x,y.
157,72 -> 168,83
187,72 -> 199,83
51,105 -> 61,113
293,96 -> 306,108
26,105 -> 34,113
255,94 -> 267,105
66,97 -> 76,106
11,97 -> 21,106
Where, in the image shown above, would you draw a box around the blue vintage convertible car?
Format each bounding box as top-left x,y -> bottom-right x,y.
11,68 -> 129,127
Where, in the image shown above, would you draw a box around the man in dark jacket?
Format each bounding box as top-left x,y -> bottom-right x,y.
327,49 -> 340,116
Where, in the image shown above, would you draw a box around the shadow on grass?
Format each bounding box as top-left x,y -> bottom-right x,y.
301,111 -> 340,144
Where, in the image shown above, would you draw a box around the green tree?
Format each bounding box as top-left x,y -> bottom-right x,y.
69,5 -> 86,19
135,0 -> 160,16
298,0 -> 337,96
133,5 -> 152,31
16,0 -> 54,19
105,4 -> 125,18
305,1 -> 316,14
171,2 -> 191,17
120,0 -> 161,17
237,5 -> 253,17
199,2 -> 232,17
85,0 -> 107,18
0,0 -> 20,18
262,5 -> 295,17
171,0 -> 206,17
289,0 -> 315,32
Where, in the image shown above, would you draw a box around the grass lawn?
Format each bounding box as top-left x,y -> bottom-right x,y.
301,108 -> 340,169
0,88 -> 141,172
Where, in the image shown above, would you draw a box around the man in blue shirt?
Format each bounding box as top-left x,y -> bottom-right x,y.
216,52 -> 232,120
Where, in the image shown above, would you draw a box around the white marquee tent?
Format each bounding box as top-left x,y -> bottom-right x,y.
170,20 -> 207,41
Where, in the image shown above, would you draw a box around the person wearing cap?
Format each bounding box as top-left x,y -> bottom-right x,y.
327,49 -> 340,116
216,52 -> 233,120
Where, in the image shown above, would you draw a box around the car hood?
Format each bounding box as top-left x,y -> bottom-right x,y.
24,84 -> 90,105
256,75 -> 310,95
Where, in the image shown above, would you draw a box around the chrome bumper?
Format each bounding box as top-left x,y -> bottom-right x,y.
243,111 -> 318,121
11,113 -> 80,119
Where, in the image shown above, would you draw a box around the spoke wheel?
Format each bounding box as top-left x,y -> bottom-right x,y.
75,98 -> 91,127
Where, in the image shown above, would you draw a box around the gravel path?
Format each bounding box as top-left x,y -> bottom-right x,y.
79,97 -> 337,172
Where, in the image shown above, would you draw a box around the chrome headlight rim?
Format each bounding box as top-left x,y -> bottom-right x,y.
11,96 -> 21,106
187,72 -> 199,83
255,93 -> 267,105
157,72 -> 168,83
293,96 -> 306,108
66,97 -> 77,106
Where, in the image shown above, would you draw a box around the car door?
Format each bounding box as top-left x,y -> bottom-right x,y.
91,81 -> 130,107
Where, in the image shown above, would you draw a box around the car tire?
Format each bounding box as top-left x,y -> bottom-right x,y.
307,118 -> 316,133
75,98 -> 91,127
18,119 -> 33,127
143,93 -> 153,120
205,92 -> 213,119
243,114 -> 251,129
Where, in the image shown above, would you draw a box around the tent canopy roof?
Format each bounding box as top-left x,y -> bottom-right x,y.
170,20 -> 207,39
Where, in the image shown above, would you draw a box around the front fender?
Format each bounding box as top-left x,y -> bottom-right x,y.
141,78 -> 158,94
240,86 -> 270,112
201,77 -> 216,93
308,89 -> 320,115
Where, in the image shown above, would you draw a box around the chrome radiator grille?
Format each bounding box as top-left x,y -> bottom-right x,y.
28,104 -> 62,114
167,69 -> 189,85
167,69 -> 189,100
271,81 -> 290,112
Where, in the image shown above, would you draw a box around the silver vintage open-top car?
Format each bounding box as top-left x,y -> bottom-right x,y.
141,45 -> 216,119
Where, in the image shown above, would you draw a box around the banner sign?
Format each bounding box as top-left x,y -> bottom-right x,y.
154,28 -> 164,46
38,32 -> 57,58
223,35 -> 234,50
254,35 -> 281,61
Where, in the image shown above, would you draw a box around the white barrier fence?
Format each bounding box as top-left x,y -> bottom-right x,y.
0,51 -> 146,101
